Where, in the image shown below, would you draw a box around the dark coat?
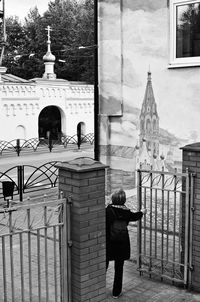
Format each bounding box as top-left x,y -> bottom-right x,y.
106,204 -> 143,261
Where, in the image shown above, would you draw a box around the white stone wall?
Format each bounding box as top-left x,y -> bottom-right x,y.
0,80 -> 94,141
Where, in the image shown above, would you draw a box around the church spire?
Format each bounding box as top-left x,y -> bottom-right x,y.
142,70 -> 155,107
147,70 -> 151,82
43,25 -> 56,80
139,70 -> 159,157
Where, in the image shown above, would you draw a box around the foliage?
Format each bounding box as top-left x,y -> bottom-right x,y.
2,0 -> 94,83
179,3 -> 200,30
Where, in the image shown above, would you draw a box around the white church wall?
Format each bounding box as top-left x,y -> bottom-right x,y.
0,94 -> 40,141
65,109 -> 94,136
0,81 -> 94,142
0,113 -> 38,141
0,27 -> 94,144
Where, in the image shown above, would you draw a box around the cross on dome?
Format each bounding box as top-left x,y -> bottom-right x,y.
43,25 -> 55,62
45,25 -> 52,43
43,25 -> 56,79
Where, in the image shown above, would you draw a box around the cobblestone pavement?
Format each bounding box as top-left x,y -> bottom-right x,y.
106,261 -> 200,302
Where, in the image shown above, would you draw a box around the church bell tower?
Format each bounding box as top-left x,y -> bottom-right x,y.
139,71 -> 159,158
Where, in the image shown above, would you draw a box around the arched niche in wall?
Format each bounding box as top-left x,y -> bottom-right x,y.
16,125 -> 26,139
77,122 -> 86,137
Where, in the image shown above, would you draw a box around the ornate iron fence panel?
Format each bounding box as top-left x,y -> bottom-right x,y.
137,167 -> 194,287
18,138 -> 40,151
0,166 -> 19,198
62,135 -> 77,148
23,161 -> 59,194
38,138 -> 61,152
0,196 -> 72,302
0,162 -> 59,202
80,133 -> 94,145
0,139 -> 21,156
0,134 -> 94,156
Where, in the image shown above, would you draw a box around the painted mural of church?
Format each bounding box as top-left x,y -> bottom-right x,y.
0,27 -> 94,142
136,70 -> 184,173
98,0 -> 200,194
137,70 -> 161,170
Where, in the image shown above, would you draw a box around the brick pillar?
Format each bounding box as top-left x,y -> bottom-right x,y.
181,143 -> 200,292
57,157 -> 107,302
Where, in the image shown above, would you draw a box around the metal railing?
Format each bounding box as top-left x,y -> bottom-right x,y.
0,195 -> 72,302
0,133 -> 94,156
136,166 -> 193,286
0,161 -> 59,202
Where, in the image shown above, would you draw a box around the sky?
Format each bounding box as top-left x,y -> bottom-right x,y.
5,0 -> 50,21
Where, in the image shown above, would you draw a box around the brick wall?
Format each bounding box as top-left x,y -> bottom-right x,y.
182,143 -> 200,292
57,157 -> 107,302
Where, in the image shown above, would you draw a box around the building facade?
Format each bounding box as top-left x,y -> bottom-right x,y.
98,0 -> 200,193
0,27 -> 94,142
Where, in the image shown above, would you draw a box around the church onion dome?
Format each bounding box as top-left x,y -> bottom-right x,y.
135,143 -> 140,150
153,151 -> 157,159
43,51 -> 55,62
160,153 -> 165,160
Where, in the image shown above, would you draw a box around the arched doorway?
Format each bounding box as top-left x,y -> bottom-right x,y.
77,122 -> 86,137
38,106 -> 61,140
16,125 -> 26,139
77,122 -> 86,148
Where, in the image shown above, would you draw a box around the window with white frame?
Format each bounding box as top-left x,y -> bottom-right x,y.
169,0 -> 200,67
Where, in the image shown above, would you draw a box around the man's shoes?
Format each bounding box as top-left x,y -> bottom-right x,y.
112,292 -> 122,299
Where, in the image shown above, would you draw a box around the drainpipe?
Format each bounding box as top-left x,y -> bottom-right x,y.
0,0 -> 6,66
94,0 -> 99,161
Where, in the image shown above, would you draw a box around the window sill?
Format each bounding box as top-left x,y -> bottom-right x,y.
168,62 -> 200,69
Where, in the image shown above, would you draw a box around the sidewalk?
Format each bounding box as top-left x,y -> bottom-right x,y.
106,261 -> 200,302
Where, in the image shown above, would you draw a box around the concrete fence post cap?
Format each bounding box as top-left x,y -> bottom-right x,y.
180,142 -> 200,151
56,156 -> 109,172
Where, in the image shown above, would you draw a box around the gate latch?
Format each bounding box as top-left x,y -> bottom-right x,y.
67,195 -> 72,205
68,240 -> 73,247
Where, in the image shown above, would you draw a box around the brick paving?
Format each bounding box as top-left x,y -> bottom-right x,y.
106,261 -> 200,301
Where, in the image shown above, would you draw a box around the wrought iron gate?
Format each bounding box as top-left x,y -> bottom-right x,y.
137,167 -> 194,287
0,196 -> 72,302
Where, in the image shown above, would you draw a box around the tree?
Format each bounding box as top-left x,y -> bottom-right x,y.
2,0 -> 94,83
177,3 -> 200,57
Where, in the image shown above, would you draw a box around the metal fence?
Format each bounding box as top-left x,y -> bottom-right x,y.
0,161 -> 59,202
0,195 -> 72,302
0,133 -> 94,156
137,166 -> 194,287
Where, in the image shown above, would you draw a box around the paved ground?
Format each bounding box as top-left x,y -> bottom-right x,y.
0,144 -> 94,171
1,148 -> 200,301
1,195 -> 200,301
106,261 -> 200,301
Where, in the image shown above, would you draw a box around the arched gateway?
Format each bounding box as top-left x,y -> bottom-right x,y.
0,25 -> 94,142
38,106 -> 62,140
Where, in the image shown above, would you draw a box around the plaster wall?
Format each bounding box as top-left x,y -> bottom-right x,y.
99,0 -> 200,192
